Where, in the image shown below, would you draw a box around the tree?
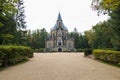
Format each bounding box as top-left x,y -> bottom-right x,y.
84,30 -> 97,48
0,0 -> 28,45
92,21 -> 113,48
91,0 -> 120,14
39,28 -> 48,48
0,16 -> 18,45
0,0 -> 17,28
92,0 -> 120,50
73,32 -> 80,49
16,0 -> 26,30
15,0 -> 27,45
79,34 -> 89,49
108,7 -> 120,50
69,30 -> 89,49
84,21 -> 113,49
26,28 -> 48,49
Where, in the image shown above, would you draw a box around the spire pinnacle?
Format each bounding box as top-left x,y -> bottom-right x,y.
57,12 -> 62,20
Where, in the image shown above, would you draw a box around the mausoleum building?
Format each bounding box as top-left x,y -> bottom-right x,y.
45,13 -> 75,52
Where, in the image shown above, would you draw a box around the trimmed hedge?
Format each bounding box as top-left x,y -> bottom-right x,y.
0,45 -> 33,67
76,49 -> 84,52
34,48 -> 44,53
93,50 -> 120,65
84,48 -> 93,56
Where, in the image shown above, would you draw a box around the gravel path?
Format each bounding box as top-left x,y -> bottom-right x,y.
0,53 -> 120,80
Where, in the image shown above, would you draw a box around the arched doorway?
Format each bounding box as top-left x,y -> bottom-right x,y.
58,48 -> 62,52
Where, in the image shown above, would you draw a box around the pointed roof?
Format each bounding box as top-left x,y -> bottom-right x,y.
51,13 -> 68,31
57,12 -> 62,20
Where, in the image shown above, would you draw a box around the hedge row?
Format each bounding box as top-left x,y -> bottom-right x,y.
76,49 -> 84,52
0,45 -> 33,67
84,48 -> 93,56
93,50 -> 120,65
34,48 -> 44,53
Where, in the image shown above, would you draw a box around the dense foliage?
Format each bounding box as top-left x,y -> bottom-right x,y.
0,0 -> 33,68
108,6 -> 120,50
93,50 -> 120,65
0,0 -> 27,45
26,28 -> 48,50
84,21 -> 113,49
84,49 -> 93,56
0,45 -> 33,67
88,0 -> 120,50
0,16 -> 18,45
69,31 -> 89,49
92,0 -> 120,14
0,0 -> 17,28
0,0 -> 17,45
34,48 -> 44,53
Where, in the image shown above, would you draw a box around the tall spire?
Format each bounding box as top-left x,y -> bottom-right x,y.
57,12 -> 62,20
51,12 -> 68,31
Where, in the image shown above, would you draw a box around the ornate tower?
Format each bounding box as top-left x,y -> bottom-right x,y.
45,13 -> 75,52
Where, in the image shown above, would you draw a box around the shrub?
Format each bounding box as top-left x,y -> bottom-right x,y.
93,50 -> 120,65
0,45 -> 33,67
35,48 -> 44,53
24,47 -> 33,58
76,49 -> 84,52
84,48 -> 93,56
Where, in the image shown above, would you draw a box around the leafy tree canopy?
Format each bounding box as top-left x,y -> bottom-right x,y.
84,21 -> 113,49
92,0 -> 120,14
0,0 -> 17,28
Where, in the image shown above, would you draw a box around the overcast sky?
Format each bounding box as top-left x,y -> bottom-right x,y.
24,0 -> 108,33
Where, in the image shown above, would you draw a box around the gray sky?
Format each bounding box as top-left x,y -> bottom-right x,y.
24,0 -> 108,33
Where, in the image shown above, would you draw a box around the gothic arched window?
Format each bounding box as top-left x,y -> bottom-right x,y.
57,29 -> 62,36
